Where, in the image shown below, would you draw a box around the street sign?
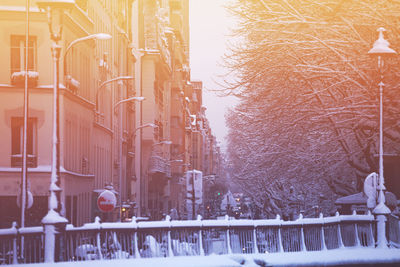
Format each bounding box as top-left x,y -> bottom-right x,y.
17,190 -> 33,209
97,190 -> 116,212
364,172 -> 378,209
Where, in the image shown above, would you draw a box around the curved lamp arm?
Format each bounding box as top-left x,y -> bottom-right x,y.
114,96 -> 145,111
64,33 -> 111,76
95,76 -> 134,111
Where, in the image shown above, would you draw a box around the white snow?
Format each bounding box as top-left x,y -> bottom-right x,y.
9,248 -> 400,267
0,5 -> 40,12
11,70 -> 39,79
0,165 -> 94,178
41,209 -> 68,224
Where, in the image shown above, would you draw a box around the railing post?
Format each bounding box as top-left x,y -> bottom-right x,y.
12,222 -> 18,264
93,216 -> 103,260
353,211 -> 361,248
319,213 -> 327,251
165,215 -> 174,257
253,221 -> 259,254
132,216 -> 140,258
225,215 -> 232,254
367,211 -> 375,248
277,214 -> 284,253
197,215 -> 205,256
336,212 -> 345,248
42,210 -> 68,263
298,214 -> 307,252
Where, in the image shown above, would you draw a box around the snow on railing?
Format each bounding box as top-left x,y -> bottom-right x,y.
389,214 -> 400,248
0,211 -> 384,264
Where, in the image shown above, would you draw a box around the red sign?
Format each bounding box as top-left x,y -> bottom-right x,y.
97,190 -> 116,212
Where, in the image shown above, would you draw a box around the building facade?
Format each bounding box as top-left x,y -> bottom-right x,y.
0,0 -> 222,227
0,0 -> 135,227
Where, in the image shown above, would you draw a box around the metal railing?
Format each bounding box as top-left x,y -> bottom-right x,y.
388,214 -> 400,248
0,211 -> 385,264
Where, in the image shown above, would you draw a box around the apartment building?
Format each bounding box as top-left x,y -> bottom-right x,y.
0,0 -> 222,226
0,0 -> 135,227
130,0 -> 191,219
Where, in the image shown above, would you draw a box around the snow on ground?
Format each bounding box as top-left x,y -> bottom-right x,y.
11,248 -> 400,267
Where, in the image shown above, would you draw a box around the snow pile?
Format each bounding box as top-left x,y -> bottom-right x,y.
12,248 -> 400,267
11,70 -> 39,79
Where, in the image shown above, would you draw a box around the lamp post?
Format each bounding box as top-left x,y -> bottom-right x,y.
94,76 -> 135,221
36,0 -> 74,263
114,96 -> 144,221
133,123 -> 158,216
64,33 -> 111,78
368,27 -> 397,249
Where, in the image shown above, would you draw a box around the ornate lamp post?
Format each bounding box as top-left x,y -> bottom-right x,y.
36,0 -> 74,262
368,27 -> 397,249
114,96 -> 145,221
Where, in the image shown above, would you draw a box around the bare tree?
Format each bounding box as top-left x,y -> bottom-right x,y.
224,0 -> 400,217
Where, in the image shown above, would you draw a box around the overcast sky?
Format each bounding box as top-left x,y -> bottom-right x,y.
189,0 -> 237,150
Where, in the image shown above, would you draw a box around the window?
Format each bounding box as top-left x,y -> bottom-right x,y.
171,116 -> 180,128
10,35 -> 37,75
11,117 -> 37,167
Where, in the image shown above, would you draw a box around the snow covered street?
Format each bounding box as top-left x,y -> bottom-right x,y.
10,248 -> 400,267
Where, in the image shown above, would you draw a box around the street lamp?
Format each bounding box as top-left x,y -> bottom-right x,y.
36,0 -> 74,263
94,76 -> 138,221
64,33 -> 111,77
114,96 -> 145,221
133,123 -> 158,216
134,123 -> 158,133
153,140 -> 172,146
95,76 -> 134,111
368,27 -> 397,249
114,96 -> 145,109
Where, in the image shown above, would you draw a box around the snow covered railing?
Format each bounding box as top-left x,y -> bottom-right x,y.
0,224 -> 44,264
0,211 -> 384,264
388,214 -> 400,248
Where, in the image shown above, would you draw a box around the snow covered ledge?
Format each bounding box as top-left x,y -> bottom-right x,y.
11,70 -> 39,87
11,249 -> 400,267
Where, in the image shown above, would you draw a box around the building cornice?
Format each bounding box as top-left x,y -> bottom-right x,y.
0,165 -> 94,178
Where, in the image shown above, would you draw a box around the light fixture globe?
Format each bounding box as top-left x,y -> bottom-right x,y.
368,27 -> 397,56
93,33 -> 112,40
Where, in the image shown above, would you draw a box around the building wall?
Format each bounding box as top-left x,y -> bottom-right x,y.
0,0 -> 135,226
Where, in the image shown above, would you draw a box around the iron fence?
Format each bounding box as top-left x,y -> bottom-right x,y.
0,211 -> 386,264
